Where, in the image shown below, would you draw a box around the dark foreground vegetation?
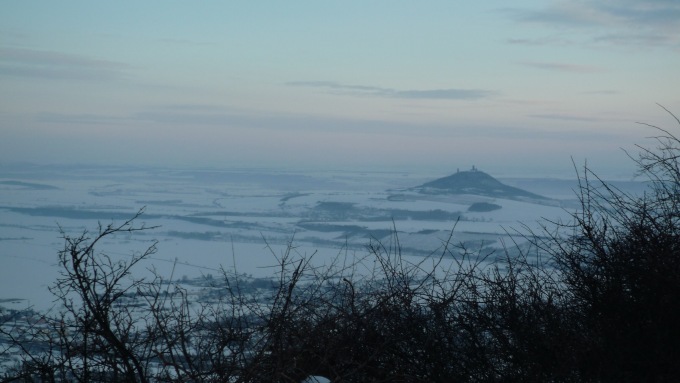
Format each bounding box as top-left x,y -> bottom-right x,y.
2,110 -> 680,382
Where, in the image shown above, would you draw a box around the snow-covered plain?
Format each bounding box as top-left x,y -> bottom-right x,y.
0,164 -> 636,312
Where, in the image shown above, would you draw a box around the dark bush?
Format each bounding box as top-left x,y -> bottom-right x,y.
537,107 -> 680,382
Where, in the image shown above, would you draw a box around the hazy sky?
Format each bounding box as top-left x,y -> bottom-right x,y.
1,1 -> 679,176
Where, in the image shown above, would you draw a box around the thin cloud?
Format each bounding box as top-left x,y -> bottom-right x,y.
157,38 -> 215,46
136,104 -> 616,141
142,109 -> 624,141
511,1 -> 680,28
394,89 -> 496,100
505,1 -> 680,49
151,103 -> 236,112
0,47 -> 130,81
582,90 -> 620,95
287,81 -> 388,93
506,37 -> 573,47
598,1 -> 680,27
521,61 -> 604,73
530,113 -> 601,122
32,104 -> 622,143
286,81 -> 497,100
594,33 -> 678,48
35,112 -> 128,125
512,4 -> 604,27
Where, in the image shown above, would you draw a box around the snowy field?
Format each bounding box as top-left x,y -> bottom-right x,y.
0,164 -> 641,311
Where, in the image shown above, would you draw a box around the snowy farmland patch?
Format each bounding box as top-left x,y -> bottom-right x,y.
0,164 -> 643,311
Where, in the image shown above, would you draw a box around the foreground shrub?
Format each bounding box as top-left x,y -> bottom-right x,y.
539,107 -> 680,382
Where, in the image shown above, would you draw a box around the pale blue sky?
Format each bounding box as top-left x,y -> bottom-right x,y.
1,1 -> 679,176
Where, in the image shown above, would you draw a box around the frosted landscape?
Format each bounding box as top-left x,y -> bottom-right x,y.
0,163 -> 646,313
2,1 -> 677,379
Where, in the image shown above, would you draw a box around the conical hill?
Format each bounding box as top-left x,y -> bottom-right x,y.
416,169 -> 547,200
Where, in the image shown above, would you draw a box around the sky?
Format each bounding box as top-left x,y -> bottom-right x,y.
1,1 -> 679,177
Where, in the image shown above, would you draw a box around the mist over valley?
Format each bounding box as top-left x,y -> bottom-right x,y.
0,163 -> 645,311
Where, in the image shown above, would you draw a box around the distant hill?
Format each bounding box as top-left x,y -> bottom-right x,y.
414,169 -> 548,200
